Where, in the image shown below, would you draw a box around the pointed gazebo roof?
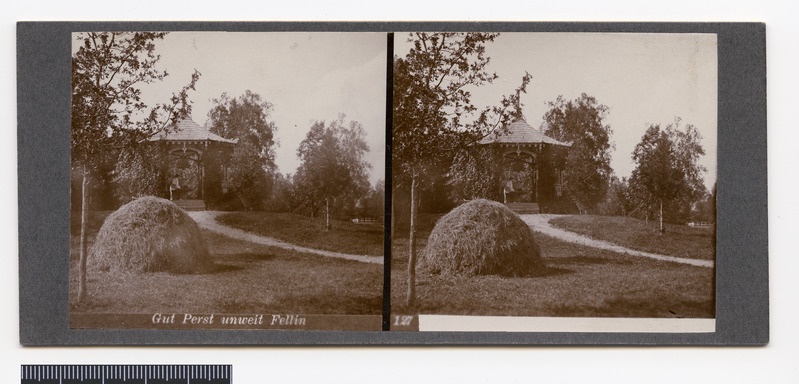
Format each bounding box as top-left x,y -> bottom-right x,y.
148,118 -> 238,145
479,119 -> 570,147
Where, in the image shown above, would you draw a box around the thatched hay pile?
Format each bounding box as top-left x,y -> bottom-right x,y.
421,199 -> 545,277
90,196 -> 213,274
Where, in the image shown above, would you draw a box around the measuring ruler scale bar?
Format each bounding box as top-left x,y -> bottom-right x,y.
21,365 -> 232,384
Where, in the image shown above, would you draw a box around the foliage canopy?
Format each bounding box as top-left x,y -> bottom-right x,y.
293,116 -> 371,222
72,32 -> 199,171
629,119 -> 707,226
207,90 -> 278,210
542,93 -> 613,213
393,32 -> 531,187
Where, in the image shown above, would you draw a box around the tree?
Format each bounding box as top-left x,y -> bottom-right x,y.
447,145 -> 502,202
394,32 -> 531,306
111,141 -> 170,202
629,119 -> 707,232
597,176 -> 633,216
207,91 -> 278,210
359,179 -> 385,219
541,94 -> 613,213
263,173 -> 296,213
71,32 -> 199,303
294,116 -> 371,230
691,187 -> 715,223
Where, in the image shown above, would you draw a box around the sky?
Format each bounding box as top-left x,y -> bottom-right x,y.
395,32 -> 718,189
98,32 -> 388,186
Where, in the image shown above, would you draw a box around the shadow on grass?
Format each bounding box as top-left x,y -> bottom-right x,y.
682,229 -> 715,239
601,297 -> 715,318
209,263 -> 245,273
270,295 -> 383,315
422,264 -> 573,279
538,265 -> 574,277
227,252 -> 278,263
545,297 -> 715,318
548,255 -> 634,266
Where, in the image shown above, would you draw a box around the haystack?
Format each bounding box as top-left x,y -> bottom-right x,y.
421,199 -> 545,277
90,196 -> 213,274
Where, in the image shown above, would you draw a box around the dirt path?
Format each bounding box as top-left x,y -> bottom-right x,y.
188,211 -> 383,265
520,214 -> 714,268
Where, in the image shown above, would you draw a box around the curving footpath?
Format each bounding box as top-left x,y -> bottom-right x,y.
519,214 -> 714,268
188,211 -> 383,265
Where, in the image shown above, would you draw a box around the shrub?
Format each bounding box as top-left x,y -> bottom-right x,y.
421,199 -> 545,277
90,196 -> 213,274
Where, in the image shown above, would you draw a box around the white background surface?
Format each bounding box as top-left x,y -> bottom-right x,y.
3,1 -> 797,382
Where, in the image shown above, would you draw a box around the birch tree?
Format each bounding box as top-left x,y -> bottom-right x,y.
294,116 -> 370,230
629,119 -> 706,232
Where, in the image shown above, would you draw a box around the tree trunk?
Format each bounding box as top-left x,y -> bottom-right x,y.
406,175 -> 418,307
77,166 -> 90,304
659,199 -> 665,234
325,197 -> 331,231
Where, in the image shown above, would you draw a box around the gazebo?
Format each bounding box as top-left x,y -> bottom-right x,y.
148,118 -> 238,210
479,119 -> 571,213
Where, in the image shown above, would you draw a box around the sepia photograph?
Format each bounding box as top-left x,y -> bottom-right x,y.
7,2 -> 786,380
18,21 -> 766,347
68,31 -> 387,330
391,32 -> 717,332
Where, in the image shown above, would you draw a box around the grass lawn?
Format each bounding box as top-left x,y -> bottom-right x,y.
391,219 -> 714,318
216,212 -> 384,256
549,215 -> 714,260
70,211 -> 383,315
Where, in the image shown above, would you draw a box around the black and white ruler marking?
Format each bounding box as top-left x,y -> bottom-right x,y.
21,365 -> 231,383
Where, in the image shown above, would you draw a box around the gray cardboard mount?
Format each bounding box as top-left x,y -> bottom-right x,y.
18,22 -> 767,345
